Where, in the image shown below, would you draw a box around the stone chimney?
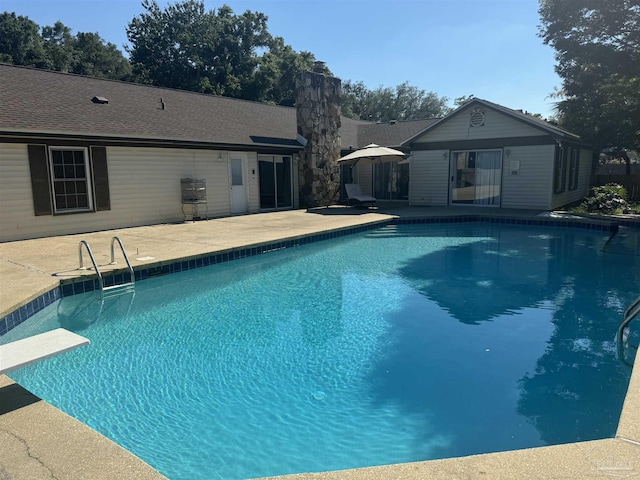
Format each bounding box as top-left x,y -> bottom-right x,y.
295,61 -> 341,208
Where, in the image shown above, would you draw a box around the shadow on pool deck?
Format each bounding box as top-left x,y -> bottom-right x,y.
1,205 -> 639,480
0,382 -> 40,415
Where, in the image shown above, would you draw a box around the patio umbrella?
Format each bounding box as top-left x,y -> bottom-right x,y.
337,143 -> 406,166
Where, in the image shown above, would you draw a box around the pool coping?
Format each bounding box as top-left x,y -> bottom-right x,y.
1,208 -> 639,479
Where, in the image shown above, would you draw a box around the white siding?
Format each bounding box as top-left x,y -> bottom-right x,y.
409,150 -> 449,205
108,146 -> 230,222
356,164 -> 374,197
0,143 -> 36,240
246,152 -> 260,212
414,108 -> 544,143
501,145 -> 555,210
0,144 -> 249,242
551,148 -> 593,209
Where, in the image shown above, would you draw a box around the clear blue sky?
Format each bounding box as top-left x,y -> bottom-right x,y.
1,0 -> 561,118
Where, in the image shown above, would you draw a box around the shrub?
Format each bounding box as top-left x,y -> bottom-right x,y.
580,183 -> 629,214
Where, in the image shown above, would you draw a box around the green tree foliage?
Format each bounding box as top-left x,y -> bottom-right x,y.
72,33 -> 133,79
539,0 -> 640,157
453,94 -> 475,107
126,0 -> 317,103
341,80 -> 451,122
0,12 -> 132,80
340,80 -> 370,119
128,0 -> 274,99
250,36 -> 317,106
41,21 -> 74,71
0,12 -> 48,67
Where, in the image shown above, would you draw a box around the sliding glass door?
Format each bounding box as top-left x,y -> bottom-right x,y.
450,150 -> 502,206
258,155 -> 292,210
372,162 -> 409,200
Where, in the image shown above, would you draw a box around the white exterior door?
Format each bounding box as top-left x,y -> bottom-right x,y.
230,156 -> 248,214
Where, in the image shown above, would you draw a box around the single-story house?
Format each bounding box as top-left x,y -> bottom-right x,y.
403,100 -> 592,210
0,64 -> 592,242
348,99 -> 592,210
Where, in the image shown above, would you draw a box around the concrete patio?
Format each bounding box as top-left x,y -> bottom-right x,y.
1,205 -> 638,479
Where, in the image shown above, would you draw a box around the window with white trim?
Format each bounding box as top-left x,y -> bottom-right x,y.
49,147 -> 93,213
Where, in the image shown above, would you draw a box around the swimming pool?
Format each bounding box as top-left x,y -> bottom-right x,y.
4,222 -> 638,479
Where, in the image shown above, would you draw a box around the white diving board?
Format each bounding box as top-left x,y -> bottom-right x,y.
0,328 -> 90,375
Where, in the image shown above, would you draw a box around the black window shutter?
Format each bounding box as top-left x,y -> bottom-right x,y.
28,144 -> 52,216
91,146 -> 111,211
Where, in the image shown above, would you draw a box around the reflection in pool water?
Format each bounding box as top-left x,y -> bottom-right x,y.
5,223 -> 638,479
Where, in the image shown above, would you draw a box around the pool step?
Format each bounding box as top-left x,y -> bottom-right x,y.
365,224 -> 435,238
365,224 -> 475,238
102,283 -> 136,299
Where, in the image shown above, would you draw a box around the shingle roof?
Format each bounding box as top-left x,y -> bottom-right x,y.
10,65 -> 558,152
339,116 -> 372,150
0,64 -> 300,148
357,119 -> 440,148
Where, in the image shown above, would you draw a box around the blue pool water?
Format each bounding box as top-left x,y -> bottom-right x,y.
4,223 -> 638,479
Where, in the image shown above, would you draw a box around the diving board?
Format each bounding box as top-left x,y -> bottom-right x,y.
0,328 -> 90,375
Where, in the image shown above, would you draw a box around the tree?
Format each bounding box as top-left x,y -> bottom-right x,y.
250,36 -> 317,106
126,0 -> 272,97
1,12 -> 132,80
539,0 -> 640,170
453,94 -> 475,107
340,80 -> 370,120
41,21 -> 74,71
0,12 -> 48,67
341,80 -> 451,122
71,32 -> 132,80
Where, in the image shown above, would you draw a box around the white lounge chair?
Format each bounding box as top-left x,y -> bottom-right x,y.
344,184 -> 377,208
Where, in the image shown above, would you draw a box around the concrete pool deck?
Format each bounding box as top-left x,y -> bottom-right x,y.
0,205 -> 638,479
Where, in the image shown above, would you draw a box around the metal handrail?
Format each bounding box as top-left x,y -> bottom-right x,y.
78,240 -> 104,291
108,236 -> 135,288
617,295 -> 640,366
623,296 -> 640,321
78,238 -> 135,294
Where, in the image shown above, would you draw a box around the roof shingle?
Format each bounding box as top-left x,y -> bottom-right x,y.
7,65 -> 561,152
0,64 -> 300,148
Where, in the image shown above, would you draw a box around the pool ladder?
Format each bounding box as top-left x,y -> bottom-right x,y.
78,237 -> 135,296
617,295 -> 640,366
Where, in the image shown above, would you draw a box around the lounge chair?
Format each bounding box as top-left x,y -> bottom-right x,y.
344,183 -> 377,208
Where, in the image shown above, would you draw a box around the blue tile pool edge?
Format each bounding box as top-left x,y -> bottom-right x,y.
0,215 -> 629,337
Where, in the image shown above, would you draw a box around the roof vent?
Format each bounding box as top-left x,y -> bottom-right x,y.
389,120 -> 397,125
91,96 -> 109,104
469,108 -> 485,127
